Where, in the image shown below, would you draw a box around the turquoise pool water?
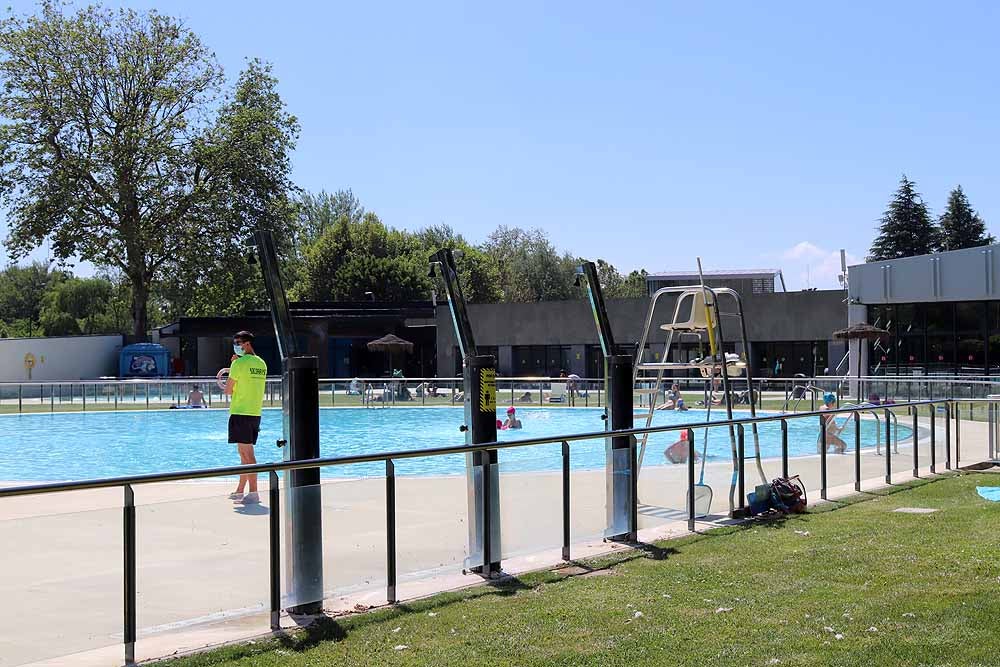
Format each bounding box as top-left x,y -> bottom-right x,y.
0,407 -> 907,481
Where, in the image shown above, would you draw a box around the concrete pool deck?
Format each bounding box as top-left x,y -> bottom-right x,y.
0,412 -> 989,667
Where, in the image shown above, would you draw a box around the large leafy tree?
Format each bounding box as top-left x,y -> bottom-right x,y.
0,261 -> 67,335
299,189 -> 364,243
868,176 -> 942,261
482,226 -> 578,302
413,224 -> 502,303
39,275 -> 130,335
0,4 -> 297,337
939,185 -> 994,251
157,59 -> 300,319
295,211 -> 431,302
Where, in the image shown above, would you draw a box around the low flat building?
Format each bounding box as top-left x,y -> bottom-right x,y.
849,243 -> 1000,376
435,288 -> 847,380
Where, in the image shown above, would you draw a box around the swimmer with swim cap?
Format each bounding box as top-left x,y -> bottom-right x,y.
664,430 -> 698,464
503,406 -> 522,430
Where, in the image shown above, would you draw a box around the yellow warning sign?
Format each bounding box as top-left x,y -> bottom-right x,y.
479,368 -> 497,413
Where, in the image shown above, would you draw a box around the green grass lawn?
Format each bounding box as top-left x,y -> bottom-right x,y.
167,473 -> 1000,667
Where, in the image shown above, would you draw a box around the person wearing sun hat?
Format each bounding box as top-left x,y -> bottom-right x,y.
502,406 -> 522,430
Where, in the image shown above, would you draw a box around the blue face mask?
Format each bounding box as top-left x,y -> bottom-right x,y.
233,343 -> 246,357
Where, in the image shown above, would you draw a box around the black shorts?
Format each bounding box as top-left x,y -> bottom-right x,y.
228,414 -> 261,445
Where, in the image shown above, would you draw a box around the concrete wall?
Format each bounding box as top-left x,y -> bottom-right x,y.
436,290 -> 847,376
849,243 -> 1000,304
0,335 -> 123,381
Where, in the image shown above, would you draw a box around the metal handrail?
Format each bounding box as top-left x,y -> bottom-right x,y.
0,399 -> 946,500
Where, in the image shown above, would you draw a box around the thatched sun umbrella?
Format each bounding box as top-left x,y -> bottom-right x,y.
834,323 -> 889,400
367,333 -> 414,374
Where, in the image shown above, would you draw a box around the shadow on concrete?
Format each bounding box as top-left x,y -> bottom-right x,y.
233,503 -> 269,516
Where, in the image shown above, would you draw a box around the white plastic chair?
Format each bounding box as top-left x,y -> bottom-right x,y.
547,383 -> 567,402
660,289 -> 712,332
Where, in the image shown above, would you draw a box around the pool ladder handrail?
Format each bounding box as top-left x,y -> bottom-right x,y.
839,402 -> 899,455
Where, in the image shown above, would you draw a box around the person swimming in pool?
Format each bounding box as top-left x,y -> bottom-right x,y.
503,406 -> 522,429
820,393 -> 847,454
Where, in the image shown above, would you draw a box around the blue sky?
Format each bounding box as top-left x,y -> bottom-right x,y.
4,0 -> 1000,290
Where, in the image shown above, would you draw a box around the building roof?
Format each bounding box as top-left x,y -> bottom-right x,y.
645,269 -> 783,279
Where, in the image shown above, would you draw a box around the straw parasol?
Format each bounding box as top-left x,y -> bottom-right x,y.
834,323 -> 889,399
367,333 -> 414,373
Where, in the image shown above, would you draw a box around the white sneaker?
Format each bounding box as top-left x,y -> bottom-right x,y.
228,492 -> 244,500
238,492 -> 261,505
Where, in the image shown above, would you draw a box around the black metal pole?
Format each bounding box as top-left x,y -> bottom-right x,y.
780,419 -> 788,479
561,441 -> 570,561
606,354 -> 635,540
284,356 -> 323,614
466,354 -> 500,575
687,428 -> 695,532
912,407 -> 919,478
820,415 -> 827,501
269,471 -> 280,629
124,484 -> 136,665
853,412 -> 861,492
385,459 -> 397,603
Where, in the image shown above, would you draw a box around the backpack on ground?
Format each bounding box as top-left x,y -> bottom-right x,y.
769,475 -> 807,513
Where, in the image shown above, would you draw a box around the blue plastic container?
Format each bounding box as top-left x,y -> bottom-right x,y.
119,343 -> 170,377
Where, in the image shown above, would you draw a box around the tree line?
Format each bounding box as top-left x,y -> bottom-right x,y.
0,3 -> 647,339
0,190 -> 648,338
868,176 -> 994,261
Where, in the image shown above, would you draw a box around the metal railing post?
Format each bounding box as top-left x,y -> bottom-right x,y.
123,484 -> 136,665
386,459 -> 397,603
629,436 -> 638,541
912,407 -> 919,478
687,428 -> 695,532
50,384 -> 54,412
819,415 -> 827,501
780,419 -> 788,479
929,404 -> 936,475
944,403 -> 951,470
18,384 -> 22,413
853,412 -> 861,492
561,441 -> 571,560
884,408 -> 892,485
737,424 -> 746,510
145,384 -> 149,409
269,471 -> 281,629
82,384 -> 86,411
955,402 -> 961,467
482,454 -> 493,573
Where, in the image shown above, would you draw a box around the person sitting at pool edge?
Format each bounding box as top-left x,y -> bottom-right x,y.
819,392 -> 847,454
503,406 -> 522,429
664,430 -> 698,464
656,383 -> 687,411
224,331 -> 268,505
187,385 -> 205,408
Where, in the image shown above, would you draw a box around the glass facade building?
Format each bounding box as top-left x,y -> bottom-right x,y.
867,302 -> 998,376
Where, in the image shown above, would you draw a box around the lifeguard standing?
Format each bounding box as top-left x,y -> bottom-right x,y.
224,330 -> 268,505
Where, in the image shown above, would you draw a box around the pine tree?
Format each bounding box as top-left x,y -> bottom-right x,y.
939,185 -> 995,251
868,175 -> 942,261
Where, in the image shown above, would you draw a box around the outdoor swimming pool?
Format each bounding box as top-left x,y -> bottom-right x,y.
0,407 -> 911,482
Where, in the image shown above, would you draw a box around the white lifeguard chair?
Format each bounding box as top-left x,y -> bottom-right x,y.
632,274 -> 764,517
